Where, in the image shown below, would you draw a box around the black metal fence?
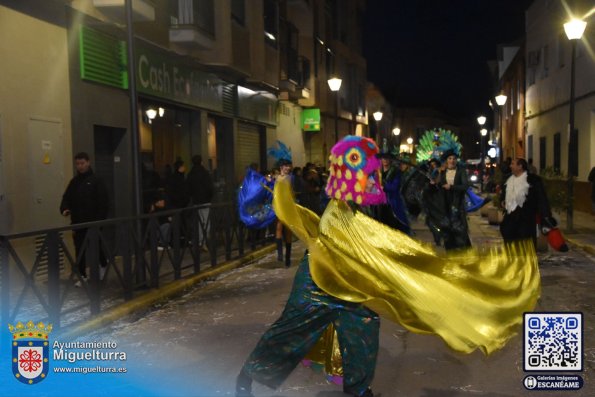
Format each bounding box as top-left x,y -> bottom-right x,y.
0,202 -> 271,331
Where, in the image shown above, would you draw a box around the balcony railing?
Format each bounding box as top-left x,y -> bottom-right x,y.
169,0 -> 215,49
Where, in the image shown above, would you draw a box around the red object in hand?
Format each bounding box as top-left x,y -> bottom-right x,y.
546,228 -> 569,252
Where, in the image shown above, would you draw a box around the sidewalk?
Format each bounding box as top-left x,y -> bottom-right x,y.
552,209 -> 595,256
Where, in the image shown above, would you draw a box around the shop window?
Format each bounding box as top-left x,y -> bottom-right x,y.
171,0 -> 215,36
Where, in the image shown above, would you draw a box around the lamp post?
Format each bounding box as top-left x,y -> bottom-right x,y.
480,128 -> 488,192
392,127 -> 401,151
373,111 -> 383,142
563,18 -> 587,232
406,136 -> 413,154
495,94 -> 507,164
477,115 -> 487,191
327,77 -> 342,143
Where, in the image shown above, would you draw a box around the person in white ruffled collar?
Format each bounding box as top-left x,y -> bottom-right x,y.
499,158 -> 552,244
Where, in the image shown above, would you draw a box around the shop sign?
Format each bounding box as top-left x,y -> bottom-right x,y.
136,47 -> 223,112
302,108 -> 320,131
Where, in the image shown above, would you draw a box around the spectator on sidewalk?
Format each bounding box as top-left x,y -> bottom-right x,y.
186,155 -> 214,249
60,152 -> 109,285
166,159 -> 189,210
148,191 -> 171,249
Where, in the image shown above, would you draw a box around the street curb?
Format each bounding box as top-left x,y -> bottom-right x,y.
565,237 -> 595,256
60,244 -> 276,339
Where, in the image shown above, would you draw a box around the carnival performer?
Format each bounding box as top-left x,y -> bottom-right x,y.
274,158 -> 294,266
267,141 -> 295,267
499,157 -> 554,244
435,149 -> 472,250
235,136 -> 540,397
377,144 -> 411,234
237,167 -> 276,230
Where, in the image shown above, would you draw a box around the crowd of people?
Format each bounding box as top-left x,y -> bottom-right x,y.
58,138 -> 565,397
60,153 -> 215,286
235,136 -> 545,397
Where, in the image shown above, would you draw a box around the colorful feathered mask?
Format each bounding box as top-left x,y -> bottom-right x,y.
325,136 -> 386,206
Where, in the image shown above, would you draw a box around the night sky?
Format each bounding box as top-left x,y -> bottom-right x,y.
363,0 -> 535,120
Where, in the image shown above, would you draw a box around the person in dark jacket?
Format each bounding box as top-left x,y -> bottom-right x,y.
166,159 -> 189,209
500,158 -> 553,244
60,152 -> 109,283
425,149 -> 471,250
186,155 -> 214,205
186,155 -> 214,248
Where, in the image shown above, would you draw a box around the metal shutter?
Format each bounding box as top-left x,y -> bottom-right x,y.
236,122 -> 262,179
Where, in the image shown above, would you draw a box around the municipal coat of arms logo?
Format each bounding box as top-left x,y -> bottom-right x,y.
8,320 -> 52,385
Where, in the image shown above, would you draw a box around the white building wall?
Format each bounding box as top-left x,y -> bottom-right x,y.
525,0 -> 595,181
0,5 -> 72,233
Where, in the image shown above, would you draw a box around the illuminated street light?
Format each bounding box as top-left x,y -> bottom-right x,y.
480,128 -> 488,136
327,77 -> 342,92
373,111 -> 383,121
392,127 -> 400,136
495,94 -> 507,164
564,19 -> 587,40
495,94 -> 507,107
477,116 -> 486,126
327,77 -> 342,142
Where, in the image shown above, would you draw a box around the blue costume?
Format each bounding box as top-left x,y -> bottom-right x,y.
381,164 -> 410,234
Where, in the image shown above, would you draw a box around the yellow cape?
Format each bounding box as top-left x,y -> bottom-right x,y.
273,176 -> 540,355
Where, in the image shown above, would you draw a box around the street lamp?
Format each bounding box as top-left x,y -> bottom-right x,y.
563,18 -> 587,232
477,115 -> 487,191
480,128 -> 488,191
372,111 -> 383,141
406,136 -> 413,154
495,94 -> 507,163
327,77 -> 342,143
392,127 -> 401,151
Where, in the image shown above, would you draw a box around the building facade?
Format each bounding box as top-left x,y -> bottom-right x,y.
496,43 -> 526,162
524,0 -> 594,211
0,0 -> 369,233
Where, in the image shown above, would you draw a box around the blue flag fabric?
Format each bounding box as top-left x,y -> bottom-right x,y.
465,188 -> 490,212
238,169 -> 276,229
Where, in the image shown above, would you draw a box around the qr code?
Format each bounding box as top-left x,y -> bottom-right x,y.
524,313 -> 582,371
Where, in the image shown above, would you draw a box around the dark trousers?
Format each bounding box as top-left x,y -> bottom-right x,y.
73,228 -> 106,278
242,255 -> 379,396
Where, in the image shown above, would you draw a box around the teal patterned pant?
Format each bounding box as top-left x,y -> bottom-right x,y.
242,253 -> 380,396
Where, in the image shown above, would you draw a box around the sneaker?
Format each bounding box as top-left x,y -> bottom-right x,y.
99,266 -> 107,281
74,276 -> 88,288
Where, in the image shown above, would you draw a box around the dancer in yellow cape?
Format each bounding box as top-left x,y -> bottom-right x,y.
235,136 -> 540,397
